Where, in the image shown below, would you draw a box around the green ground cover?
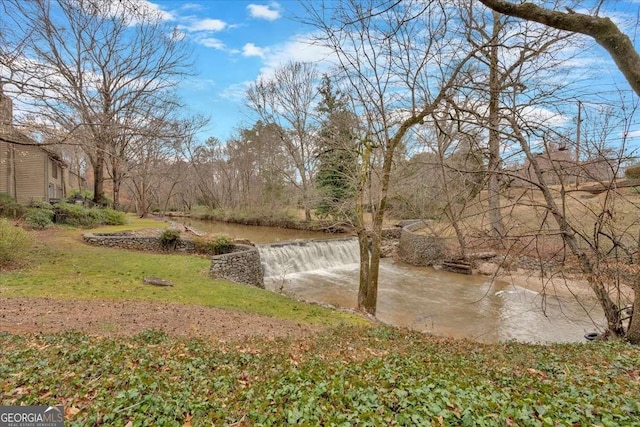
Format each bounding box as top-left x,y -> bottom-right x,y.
1,327 -> 638,426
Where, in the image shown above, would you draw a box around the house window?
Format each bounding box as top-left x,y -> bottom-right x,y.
48,183 -> 55,199
51,160 -> 57,179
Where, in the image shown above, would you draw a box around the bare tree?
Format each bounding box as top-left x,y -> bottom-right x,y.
304,0 -> 482,315
1,0 -> 193,206
126,116 -> 206,217
476,0 -> 640,342
478,0 -> 640,97
246,62 -> 319,221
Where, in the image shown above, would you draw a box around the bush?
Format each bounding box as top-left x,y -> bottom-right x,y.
625,163 -> 640,180
0,193 -> 26,219
97,208 -> 127,225
193,234 -> 233,255
53,203 -> 98,227
27,199 -> 54,210
52,203 -> 127,227
159,229 -> 181,251
25,209 -> 54,229
0,218 -> 32,267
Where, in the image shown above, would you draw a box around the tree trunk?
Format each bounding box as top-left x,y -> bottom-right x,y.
627,282 -> 640,344
358,229 -> 381,315
112,166 -> 121,211
511,122 -> 625,336
357,230 -> 374,314
487,11 -> 505,242
93,142 -> 107,206
356,141 -> 375,314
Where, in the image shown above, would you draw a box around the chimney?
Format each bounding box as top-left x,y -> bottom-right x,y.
0,82 -> 13,127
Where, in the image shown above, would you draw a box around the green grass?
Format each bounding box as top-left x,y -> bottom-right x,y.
0,216 -> 362,326
1,327 -> 639,426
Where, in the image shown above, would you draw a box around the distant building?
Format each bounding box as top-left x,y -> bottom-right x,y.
518,143 -> 616,187
0,85 -> 83,204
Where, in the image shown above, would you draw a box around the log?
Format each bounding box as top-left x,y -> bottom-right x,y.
183,225 -> 205,237
442,261 -> 473,275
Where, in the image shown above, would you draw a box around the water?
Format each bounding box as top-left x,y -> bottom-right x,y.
259,238 -> 604,344
178,217 -> 339,243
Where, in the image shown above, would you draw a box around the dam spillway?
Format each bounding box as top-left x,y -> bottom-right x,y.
257,238 -> 359,278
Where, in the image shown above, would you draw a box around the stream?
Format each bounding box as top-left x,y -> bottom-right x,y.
181,218 -> 604,344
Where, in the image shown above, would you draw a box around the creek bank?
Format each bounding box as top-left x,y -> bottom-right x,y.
164,211 -> 354,233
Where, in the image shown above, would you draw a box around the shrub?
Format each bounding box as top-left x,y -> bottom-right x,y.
193,234 -> 233,255
25,209 -> 54,229
97,208 -> 127,225
0,218 -> 32,267
625,163 -> 640,180
0,193 -> 26,219
27,199 -> 54,210
159,229 -> 181,251
53,202 -> 98,227
52,203 -> 127,227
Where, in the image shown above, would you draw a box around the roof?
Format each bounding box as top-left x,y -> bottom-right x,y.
0,126 -> 65,163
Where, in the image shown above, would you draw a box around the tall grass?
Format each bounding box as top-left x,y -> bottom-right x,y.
0,218 -> 32,267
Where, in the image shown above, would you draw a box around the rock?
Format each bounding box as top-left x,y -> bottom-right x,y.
476,262 -> 499,276
143,277 -> 173,287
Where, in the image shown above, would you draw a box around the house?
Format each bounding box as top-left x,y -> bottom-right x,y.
517,143 -> 616,187
0,85 -> 83,204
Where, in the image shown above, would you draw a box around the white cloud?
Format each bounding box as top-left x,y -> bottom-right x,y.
197,37 -> 225,50
247,3 -> 281,21
624,129 -> 640,139
242,43 -> 266,58
256,33 -> 335,79
85,0 -> 174,25
180,3 -> 204,11
184,18 -> 228,32
219,81 -> 253,103
134,0 -> 174,21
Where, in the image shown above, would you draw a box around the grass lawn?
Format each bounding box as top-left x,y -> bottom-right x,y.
0,216 -> 362,326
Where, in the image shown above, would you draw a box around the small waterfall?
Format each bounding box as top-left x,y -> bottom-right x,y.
258,238 -> 359,278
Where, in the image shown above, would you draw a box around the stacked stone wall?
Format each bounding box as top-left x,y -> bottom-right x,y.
83,232 -> 264,288
83,232 -> 196,252
210,245 -> 264,288
397,221 -> 456,266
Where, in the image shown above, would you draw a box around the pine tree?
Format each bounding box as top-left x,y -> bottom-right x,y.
315,75 -> 358,220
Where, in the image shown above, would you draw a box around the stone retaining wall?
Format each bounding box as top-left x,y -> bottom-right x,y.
210,244 -> 264,288
83,232 -> 264,288
83,232 -> 196,252
397,221 -> 457,266
381,227 -> 402,239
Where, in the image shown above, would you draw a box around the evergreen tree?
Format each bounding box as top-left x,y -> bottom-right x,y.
314,75 -> 358,220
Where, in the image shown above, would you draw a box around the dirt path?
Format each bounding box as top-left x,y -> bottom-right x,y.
0,297 -> 317,340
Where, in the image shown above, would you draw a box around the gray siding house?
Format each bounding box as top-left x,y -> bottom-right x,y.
0,86 -> 82,204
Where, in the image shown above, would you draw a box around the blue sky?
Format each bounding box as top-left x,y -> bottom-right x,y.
145,1 -> 320,142
143,0 -> 640,155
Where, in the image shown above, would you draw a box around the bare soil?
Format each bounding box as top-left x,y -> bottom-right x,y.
0,297 -> 317,340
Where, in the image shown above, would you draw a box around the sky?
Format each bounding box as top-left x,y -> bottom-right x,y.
4,0 -> 640,153
141,0 -> 640,155
144,0 -> 323,142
